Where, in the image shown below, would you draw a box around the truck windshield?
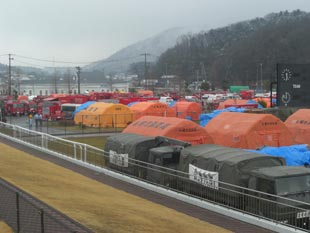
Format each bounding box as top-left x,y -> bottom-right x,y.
276,175 -> 310,195
61,106 -> 76,112
13,104 -> 24,108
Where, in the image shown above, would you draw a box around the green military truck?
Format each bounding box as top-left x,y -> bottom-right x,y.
148,144 -> 310,230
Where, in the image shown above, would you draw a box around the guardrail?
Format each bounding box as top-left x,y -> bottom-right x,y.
0,121 -> 309,232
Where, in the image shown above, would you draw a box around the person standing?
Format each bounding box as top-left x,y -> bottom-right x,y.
38,112 -> 43,127
34,112 -> 39,128
28,113 -> 33,128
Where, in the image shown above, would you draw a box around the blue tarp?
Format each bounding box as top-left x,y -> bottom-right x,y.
246,100 -> 263,109
249,145 -> 310,166
72,101 -> 96,116
199,107 -> 245,127
169,100 -> 176,107
127,102 -> 139,107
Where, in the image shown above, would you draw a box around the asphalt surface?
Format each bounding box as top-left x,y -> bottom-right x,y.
0,136 -> 275,233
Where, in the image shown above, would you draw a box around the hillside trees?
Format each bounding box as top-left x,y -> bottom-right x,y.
154,10 -> 310,91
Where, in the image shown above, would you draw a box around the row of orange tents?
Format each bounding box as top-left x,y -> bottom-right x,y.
123,109 -> 310,149
74,101 -> 202,128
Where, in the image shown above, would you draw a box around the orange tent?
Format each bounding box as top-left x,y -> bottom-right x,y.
285,109 -> 310,144
74,102 -> 133,128
123,116 -> 213,145
217,99 -> 249,109
130,102 -> 176,120
252,98 -> 271,108
173,101 -> 202,121
137,90 -> 153,97
204,112 -> 294,149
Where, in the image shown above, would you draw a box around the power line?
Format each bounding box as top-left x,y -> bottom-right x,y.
13,54 -> 145,65
12,59 -> 46,68
1,53 -> 158,70
13,54 -> 91,65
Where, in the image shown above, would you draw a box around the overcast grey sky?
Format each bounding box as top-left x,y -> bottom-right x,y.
0,0 -> 310,66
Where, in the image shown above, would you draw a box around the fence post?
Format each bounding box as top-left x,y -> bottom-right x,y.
16,192 -> 20,233
73,143 -> 76,159
82,115 -> 84,135
64,119 -> 67,136
40,209 -> 45,233
84,144 -> 87,163
46,119 -> 49,134
98,114 -> 100,133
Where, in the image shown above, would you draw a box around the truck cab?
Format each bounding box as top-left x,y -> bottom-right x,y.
248,166 -> 310,229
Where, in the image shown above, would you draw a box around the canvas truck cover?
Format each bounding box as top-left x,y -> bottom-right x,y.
178,144 -> 285,187
205,112 -> 294,149
130,102 -> 176,120
123,116 -> 213,145
285,109 -> 310,144
250,166 -> 310,181
173,101 -> 202,121
104,133 -> 158,162
250,166 -> 310,200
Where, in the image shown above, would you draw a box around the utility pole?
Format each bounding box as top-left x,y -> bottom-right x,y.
196,70 -> 199,91
8,54 -> 13,96
141,53 -> 150,90
66,69 -> 71,94
200,62 -> 207,82
76,66 -> 81,94
53,59 -> 57,94
260,63 -> 263,92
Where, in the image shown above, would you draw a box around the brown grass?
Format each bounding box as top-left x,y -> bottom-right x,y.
0,142 -> 231,233
0,221 -> 13,233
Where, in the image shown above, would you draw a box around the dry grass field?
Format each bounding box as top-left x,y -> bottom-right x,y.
0,221 -> 12,233
0,142 -> 231,233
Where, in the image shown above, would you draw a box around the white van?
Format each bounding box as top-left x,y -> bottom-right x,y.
159,96 -> 174,105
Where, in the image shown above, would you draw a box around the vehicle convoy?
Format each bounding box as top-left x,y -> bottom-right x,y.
104,133 -> 190,178
104,133 -> 310,230
5,101 -> 26,116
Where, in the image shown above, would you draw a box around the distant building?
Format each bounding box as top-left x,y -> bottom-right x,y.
0,81 -> 131,96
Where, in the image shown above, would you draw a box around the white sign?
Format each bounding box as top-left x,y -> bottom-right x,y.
189,164 -> 219,190
109,150 -> 128,167
281,92 -> 291,104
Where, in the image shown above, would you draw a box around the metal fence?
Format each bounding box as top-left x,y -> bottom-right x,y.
6,112 -> 202,136
1,121 -> 310,232
0,178 -> 92,233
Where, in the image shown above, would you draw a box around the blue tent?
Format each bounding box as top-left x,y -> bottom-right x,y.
72,101 -> 96,116
249,145 -> 310,166
199,107 -> 245,127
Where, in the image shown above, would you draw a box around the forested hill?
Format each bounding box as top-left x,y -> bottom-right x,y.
155,10 -> 310,90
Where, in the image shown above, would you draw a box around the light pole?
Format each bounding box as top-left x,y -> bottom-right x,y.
76,66 -> 81,94
260,63 -> 263,92
8,54 -> 14,96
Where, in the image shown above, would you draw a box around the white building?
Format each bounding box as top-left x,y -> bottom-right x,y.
1,81 -> 131,96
